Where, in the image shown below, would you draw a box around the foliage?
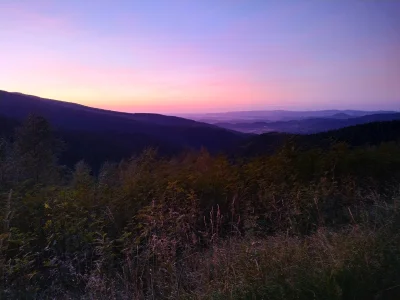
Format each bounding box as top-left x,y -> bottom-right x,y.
1,116 -> 400,299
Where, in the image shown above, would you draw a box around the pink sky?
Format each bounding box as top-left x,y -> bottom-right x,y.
1,0 -> 399,113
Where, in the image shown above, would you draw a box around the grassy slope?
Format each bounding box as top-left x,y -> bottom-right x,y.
1,117 -> 400,299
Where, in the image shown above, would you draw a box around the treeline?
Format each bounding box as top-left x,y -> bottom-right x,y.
241,120 -> 400,157
1,115 -> 400,299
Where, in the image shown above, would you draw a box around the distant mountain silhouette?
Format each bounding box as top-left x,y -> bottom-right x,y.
330,112 -> 352,119
215,113 -> 400,134
2,90 -> 399,168
0,90 -> 229,131
0,90 -> 245,168
181,109 -> 397,123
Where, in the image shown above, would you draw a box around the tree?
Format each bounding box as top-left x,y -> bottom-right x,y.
0,138 -> 9,184
72,160 -> 93,189
13,114 -> 63,184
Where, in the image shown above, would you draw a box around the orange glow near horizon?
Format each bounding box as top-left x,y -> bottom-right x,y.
1,1 -> 399,113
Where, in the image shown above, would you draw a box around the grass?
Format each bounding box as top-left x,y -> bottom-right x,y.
2,125 -> 400,299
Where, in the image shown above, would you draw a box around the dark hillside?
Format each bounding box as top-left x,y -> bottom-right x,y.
0,91 -> 246,167
217,112 -> 400,134
0,115 -> 182,169
0,90 -> 229,132
240,120 -> 400,156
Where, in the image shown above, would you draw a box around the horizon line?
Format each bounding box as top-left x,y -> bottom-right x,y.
2,89 -> 399,116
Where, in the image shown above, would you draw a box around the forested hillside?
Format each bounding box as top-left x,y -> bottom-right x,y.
0,113 -> 243,171
1,115 -> 400,299
215,112 -> 400,134
0,90 -> 245,166
240,120 -> 400,156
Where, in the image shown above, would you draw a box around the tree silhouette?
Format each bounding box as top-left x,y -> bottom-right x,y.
13,114 -> 63,184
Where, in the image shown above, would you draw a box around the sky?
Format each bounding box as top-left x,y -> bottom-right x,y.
1,0 -> 400,113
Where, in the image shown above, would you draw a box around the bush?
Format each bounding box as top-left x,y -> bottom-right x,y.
1,116 -> 400,299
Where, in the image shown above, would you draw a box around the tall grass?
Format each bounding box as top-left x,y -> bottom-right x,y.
1,142 -> 400,299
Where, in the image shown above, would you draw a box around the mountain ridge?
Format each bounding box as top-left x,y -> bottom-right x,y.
0,90 -> 223,129
214,113 -> 400,134
0,90 -> 246,168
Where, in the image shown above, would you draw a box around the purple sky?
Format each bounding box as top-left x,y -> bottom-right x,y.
1,0 -> 399,113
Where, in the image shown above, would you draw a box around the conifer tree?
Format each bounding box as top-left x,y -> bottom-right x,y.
13,114 -> 63,184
